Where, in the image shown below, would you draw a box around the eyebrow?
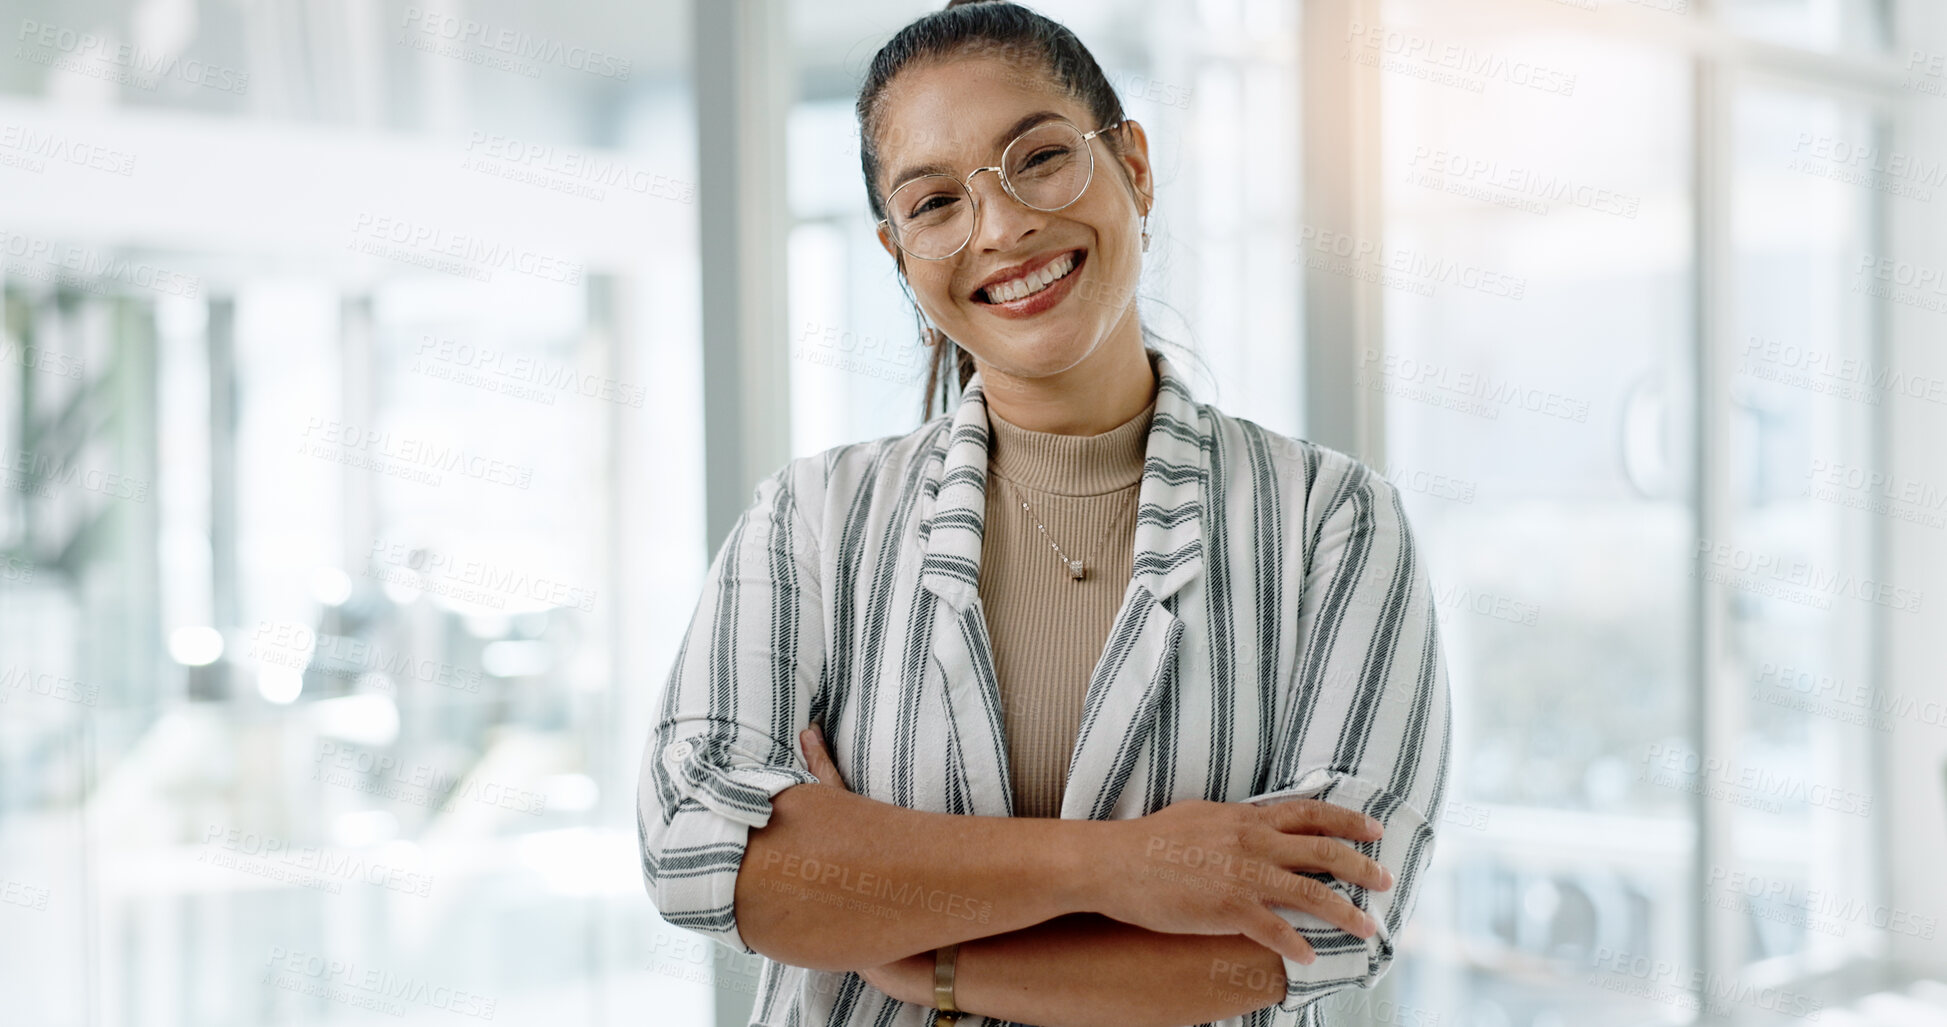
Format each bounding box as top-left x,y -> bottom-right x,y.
883,110 -> 1065,194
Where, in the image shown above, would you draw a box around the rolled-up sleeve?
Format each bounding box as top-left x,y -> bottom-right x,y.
1245,459 -> 1452,1015
636,463 -> 825,956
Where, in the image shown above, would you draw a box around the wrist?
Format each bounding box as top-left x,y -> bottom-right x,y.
1045,817 -> 1108,916
933,942 -> 963,1020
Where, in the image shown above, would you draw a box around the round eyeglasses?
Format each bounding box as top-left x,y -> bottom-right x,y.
879,118 -> 1123,261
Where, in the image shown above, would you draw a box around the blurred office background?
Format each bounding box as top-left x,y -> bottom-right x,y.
1,0 -> 1944,1025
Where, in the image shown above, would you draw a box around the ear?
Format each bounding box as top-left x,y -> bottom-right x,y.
1114,120 -> 1154,213
877,221 -> 899,261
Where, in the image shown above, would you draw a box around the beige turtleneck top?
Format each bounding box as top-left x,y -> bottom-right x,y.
978,380 -> 1157,819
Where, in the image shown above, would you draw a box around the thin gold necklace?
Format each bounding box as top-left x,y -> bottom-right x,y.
1002,477 -> 1138,581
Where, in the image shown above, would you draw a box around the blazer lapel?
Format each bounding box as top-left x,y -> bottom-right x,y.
917,351 -> 1210,822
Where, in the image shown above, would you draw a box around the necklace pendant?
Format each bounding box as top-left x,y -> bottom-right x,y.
1068,559 -> 1086,580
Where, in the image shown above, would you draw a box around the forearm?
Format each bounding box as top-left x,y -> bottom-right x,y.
951,913 -> 1287,1027
735,781 -> 1098,971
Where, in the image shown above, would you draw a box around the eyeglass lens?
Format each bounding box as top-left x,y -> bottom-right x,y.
886,120 -> 1096,259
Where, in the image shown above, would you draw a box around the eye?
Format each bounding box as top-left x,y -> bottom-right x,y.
1013,144 -> 1075,176
911,193 -> 959,217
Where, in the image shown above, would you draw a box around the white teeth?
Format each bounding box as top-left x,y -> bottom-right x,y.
985,253 -> 1076,304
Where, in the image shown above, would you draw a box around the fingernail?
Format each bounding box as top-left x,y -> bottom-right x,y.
1365,815 -> 1382,834
1381,867 -> 1395,888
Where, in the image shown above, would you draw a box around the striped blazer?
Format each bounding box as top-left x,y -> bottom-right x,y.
637,348 -> 1452,1027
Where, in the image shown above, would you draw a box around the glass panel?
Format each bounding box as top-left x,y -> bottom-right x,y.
1720,0 -> 1888,55
1721,81 -> 1882,973
0,1 -> 700,1023
1374,4 -> 1699,1022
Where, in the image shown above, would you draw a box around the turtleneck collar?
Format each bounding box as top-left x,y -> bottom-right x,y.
986,387 -> 1155,498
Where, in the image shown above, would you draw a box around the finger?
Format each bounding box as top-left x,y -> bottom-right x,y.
1276,835 -> 1394,892
1239,905 -> 1316,966
799,726 -> 849,789
1262,872 -> 1378,939
798,727 -> 827,774
1264,799 -> 1383,842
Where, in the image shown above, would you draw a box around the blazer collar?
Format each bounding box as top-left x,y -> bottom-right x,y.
917,348 -> 1208,612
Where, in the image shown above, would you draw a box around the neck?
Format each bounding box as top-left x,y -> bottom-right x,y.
975,333 -> 1157,436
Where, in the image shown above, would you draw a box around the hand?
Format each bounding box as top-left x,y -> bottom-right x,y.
1091,797 -> 1395,966
797,723 -> 850,792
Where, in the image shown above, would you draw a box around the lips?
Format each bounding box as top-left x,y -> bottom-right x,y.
973,249 -> 1085,305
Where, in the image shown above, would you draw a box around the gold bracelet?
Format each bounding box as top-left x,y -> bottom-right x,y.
933,943 -> 963,1026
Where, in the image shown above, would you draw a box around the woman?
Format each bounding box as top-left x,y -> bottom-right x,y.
637,2 -> 1450,1025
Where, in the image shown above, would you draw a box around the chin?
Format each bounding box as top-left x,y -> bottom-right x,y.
984,330 -> 1104,376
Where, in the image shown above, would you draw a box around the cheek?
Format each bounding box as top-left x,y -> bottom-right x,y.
909,270 -> 958,315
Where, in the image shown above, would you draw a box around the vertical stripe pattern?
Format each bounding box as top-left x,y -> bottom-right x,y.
638,350 -> 1452,1027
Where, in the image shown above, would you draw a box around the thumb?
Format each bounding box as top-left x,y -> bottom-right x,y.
798,725 -> 848,789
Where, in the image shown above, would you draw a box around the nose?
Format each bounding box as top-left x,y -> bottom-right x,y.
965,167 -> 1041,254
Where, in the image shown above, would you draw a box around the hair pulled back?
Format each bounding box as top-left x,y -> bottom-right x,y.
856,0 -> 1136,422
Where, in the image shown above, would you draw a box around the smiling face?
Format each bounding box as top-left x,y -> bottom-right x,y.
870,55 -> 1152,383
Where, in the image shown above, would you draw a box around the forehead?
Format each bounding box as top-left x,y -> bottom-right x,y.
872,54 -> 1087,173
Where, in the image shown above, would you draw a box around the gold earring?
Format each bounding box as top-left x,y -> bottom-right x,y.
1140,213 -> 1151,253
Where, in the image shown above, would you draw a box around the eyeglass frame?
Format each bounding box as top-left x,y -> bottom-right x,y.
876,117 -> 1130,262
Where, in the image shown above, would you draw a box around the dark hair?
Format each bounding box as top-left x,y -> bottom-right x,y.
856,0 -> 1154,423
